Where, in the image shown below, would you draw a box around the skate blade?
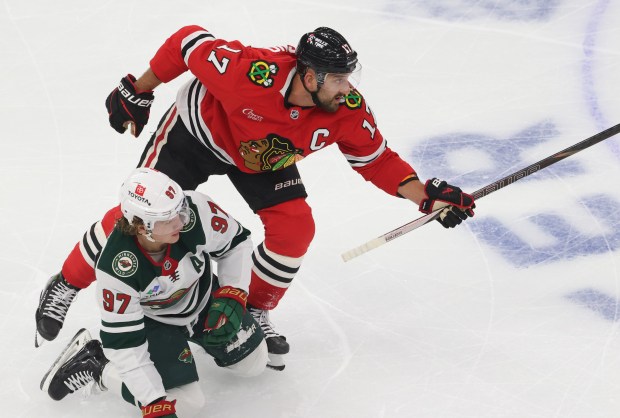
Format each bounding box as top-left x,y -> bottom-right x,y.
34,330 -> 45,348
266,353 -> 285,371
40,328 -> 92,392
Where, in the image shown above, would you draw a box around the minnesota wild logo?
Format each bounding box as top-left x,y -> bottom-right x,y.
178,348 -> 193,364
247,60 -> 279,88
112,251 -> 138,277
181,208 -> 196,232
238,134 -> 304,172
342,89 -> 362,110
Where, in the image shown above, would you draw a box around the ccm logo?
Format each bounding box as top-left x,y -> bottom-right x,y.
275,179 -> 302,190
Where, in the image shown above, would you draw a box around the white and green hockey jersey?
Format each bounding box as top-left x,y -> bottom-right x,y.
95,191 -> 252,405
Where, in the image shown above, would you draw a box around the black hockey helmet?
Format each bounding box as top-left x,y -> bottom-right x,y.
296,27 -> 359,75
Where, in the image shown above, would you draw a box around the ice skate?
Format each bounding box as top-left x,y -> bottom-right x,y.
40,328 -> 109,401
35,272 -> 80,347
248,306 -> 289,371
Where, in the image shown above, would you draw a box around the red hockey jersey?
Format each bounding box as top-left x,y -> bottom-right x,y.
149,25 -> 415,195
62,25 -> 418,290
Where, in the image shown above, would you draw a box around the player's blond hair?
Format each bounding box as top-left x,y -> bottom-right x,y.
115,217 -> 144,236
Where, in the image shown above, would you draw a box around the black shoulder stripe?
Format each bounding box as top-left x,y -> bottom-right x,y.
89,223 -> 103,252
181,33 -> 215,60
82,232 -> 96,262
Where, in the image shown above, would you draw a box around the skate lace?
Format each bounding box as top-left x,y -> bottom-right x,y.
43,281 -> 77,321
64,370 -> 94,392
250,308 -> 281,339
80,380 -> 97,399
81,378 -> 107,399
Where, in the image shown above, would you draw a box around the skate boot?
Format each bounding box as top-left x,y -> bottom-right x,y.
41,328 -> 109,401
248,306 -> 289,371
35,272 -> 80,347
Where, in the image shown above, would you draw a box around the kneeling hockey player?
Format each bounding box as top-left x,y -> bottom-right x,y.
41,168 -> 268,417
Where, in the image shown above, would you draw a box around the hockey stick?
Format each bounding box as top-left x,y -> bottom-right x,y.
341,122 -> 620,262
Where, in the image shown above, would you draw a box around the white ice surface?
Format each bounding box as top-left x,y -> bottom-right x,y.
2,1 -> 620,417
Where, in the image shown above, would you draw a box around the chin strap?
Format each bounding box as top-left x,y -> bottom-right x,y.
310,91 -> 321,106
300,72 -> 323,106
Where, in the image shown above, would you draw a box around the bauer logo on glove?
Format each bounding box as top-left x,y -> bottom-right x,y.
106,74 -> 154,137
117,81 -> 154,108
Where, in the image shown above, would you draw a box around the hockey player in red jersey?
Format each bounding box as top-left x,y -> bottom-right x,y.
36,26 -> 476,368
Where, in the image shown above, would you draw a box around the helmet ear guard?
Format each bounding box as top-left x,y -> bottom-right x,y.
119,168 -> 189,237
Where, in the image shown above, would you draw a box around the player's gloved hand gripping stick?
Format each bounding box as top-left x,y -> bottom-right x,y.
420,178 -> 475,228
342,122 -> 620,262
106,74 -> 154,137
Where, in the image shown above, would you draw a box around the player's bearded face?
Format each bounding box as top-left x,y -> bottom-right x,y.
314,73 -> 353,112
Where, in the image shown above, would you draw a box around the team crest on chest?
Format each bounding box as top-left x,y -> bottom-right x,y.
181,208 -> 196,232
238,134 -> 304,172
112,251 -> 138,277
342,89 -> 362,110
247,61 -> 278,88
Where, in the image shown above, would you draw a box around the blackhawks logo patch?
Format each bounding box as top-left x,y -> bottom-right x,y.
342,89 -> 362,110
178,348 -> 193,364
181,208 -> 196,233
238,134 -> 304,172
112,251 -> 138,277
247,60 -> 278,88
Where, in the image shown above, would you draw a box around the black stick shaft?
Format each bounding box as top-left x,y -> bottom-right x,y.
471,122 -> 620,200
342,122 -> 620,261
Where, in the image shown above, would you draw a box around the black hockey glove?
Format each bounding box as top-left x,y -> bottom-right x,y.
419,178 -> 475,228
203,286 -> 247,346
105,74 -> 154,137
